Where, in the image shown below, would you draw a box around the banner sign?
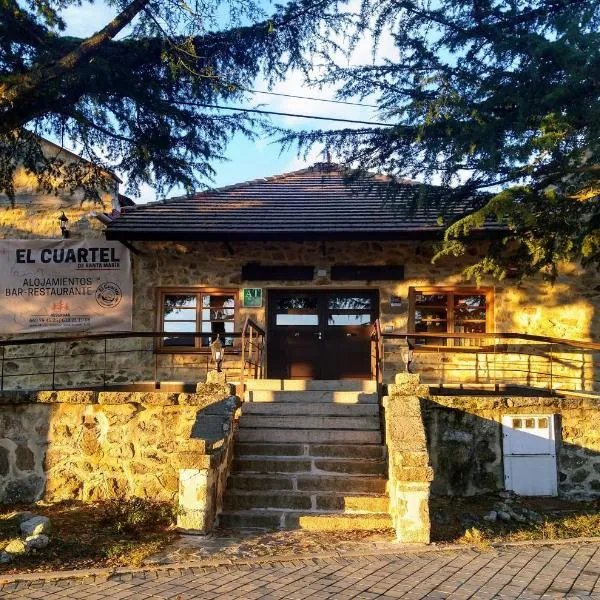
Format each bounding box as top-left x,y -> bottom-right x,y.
0,240 -> 132,333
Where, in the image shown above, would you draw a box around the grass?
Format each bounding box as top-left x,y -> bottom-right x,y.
430,495 -> 600,546
0,499 -> 178,574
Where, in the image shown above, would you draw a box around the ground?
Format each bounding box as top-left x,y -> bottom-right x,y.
1,495 -> 599,573
2,542 -> 600,599
0,499 -> 176,574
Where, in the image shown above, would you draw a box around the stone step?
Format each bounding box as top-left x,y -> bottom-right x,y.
236,428 -> 382,444
228,473 -> 387,494
218,510 -> 393,531
245,379 -> 377,392
241,402 -> 380,416
232,456 -> 387,476
239,415 -> 380,430
244,390 -> 379,404
223,491 -> 389,513
234,442 -> 386,460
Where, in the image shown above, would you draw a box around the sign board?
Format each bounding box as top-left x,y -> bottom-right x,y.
242,288 -> 263,308
0,239 -> 132,334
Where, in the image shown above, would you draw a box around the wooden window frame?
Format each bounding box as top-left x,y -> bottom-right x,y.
155,287 -> 239,353
407,286 -> 494,347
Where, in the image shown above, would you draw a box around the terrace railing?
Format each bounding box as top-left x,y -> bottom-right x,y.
0,319 -> 265,392
371,319 -> 600,394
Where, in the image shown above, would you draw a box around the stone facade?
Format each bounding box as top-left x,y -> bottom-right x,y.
423,394 -> 600,499
0,384 -> 235,514
127,240 -> 598,388
0,236 -> 597,390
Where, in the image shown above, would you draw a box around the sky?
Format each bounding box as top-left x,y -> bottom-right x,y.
56,0 -> 395,204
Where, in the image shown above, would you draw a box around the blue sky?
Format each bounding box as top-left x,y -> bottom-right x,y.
55,1 -> 393,203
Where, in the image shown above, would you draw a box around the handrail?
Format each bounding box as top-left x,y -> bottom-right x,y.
382,331 -> 600,351
240,318 -> 266,391
0,327 -> 266,392
372,326 -> 599,392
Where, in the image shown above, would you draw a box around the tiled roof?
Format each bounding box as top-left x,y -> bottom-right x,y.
105,163 -> 502,241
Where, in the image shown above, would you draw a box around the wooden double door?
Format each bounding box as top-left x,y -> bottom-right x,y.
267,289 -> 379,380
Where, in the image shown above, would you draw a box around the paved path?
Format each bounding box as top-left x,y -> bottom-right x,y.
3,543 -> 600,599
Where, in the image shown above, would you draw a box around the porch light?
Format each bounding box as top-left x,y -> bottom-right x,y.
210,336 -> 225,372
58,212 -> 70,238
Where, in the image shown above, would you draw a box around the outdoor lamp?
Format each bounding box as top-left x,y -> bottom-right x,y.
210,337 -> 225,373
58,212 -> 70,238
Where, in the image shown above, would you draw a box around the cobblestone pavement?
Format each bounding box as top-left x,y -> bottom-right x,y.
3,542 -> 600,599
147,529 -> 398,564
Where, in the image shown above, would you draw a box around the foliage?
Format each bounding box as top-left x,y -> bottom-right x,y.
283,0 -> 600,279
0,0 -> 348,202
0,500 -> 177,573
99,497 -> 176,534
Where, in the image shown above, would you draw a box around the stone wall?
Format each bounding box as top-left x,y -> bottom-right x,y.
382,373 -> 433,543
423,394 -> 600,499
0,384 -> 236,508
0,138 -> 117,241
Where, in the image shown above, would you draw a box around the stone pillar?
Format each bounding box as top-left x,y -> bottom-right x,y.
177,467 -> 216,534
383,373 -> 433,543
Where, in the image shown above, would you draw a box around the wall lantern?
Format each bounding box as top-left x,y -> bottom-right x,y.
210,336 -> 225,372
58,212 -> 70,239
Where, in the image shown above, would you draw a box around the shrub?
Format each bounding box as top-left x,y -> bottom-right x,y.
99,498 -> 176,535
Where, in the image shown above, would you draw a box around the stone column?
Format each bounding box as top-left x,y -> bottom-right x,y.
383,373 -> 433,543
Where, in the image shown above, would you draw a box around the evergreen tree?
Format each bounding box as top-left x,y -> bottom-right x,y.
0,0 -> 345,202
286,0 -> 600,279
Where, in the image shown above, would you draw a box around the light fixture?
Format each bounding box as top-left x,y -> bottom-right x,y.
210,336 -> 225,373
58,212 -> 70,239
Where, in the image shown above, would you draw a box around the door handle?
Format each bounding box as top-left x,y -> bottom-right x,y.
314,332 -> 322,340
346,333 -> 355,337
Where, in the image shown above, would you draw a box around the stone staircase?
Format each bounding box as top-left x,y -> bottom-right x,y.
218,380 -> 393,531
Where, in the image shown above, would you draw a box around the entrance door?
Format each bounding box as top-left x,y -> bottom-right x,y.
502,415 -> 558,496
267,290 -> 378,379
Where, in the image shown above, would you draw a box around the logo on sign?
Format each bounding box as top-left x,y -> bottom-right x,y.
95,282 -> 122,308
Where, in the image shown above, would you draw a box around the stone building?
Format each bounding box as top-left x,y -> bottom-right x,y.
0,137 -> 128,240
0,161 -> 599,541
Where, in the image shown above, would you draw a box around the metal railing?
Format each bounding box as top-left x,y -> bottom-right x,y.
371,320 -> 600,394
0,320 -> 266,392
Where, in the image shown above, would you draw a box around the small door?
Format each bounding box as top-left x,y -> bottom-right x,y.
502,415 -> 558,496
267,290 -> 378,379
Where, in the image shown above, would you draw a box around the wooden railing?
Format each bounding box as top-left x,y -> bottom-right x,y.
371,319 -> 600,393
240,318 -> 266,391
0,324 -> 266,392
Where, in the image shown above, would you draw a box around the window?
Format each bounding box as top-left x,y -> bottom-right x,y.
158,288 -> 237,350
408,287 -> 493,346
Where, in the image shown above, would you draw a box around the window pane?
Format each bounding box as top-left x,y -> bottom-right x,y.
203,295 -> 235,308
328,313 -> 372,326
164,307 -> 196,321
163,335 -> 195,347
415,293 -> 448,306
455,295 -> 486,321
164,321 -> 196,333
276,296 -> 318,311
211,308 -> 235,321
415,309 -> 447,322
164,294 -> 196,311
328,296 -> 372,310
276,314 -> 319,326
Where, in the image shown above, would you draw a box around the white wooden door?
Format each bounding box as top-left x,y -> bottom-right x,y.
502,415 -> 558,496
